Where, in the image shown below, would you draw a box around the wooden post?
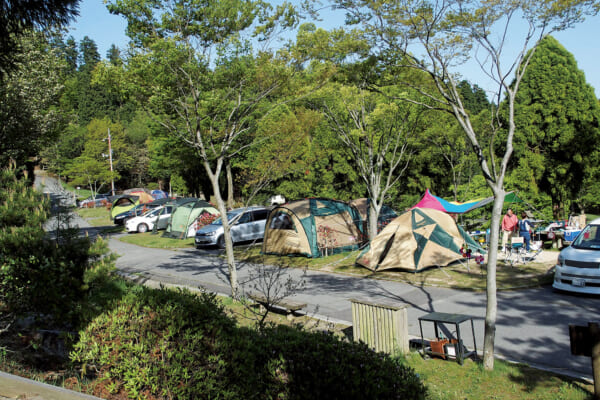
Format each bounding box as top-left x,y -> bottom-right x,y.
590,322 -> 600,399
569,322 -> 600,399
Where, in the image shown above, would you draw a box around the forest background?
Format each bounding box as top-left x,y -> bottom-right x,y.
3,0 -> 600,226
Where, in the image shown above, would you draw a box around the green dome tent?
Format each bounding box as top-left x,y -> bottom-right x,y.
162,198 -> 219,239
261,198 -> 365,258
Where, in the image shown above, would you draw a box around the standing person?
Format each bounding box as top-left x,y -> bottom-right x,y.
519,211 -> 532,252
501,208 -> 519,252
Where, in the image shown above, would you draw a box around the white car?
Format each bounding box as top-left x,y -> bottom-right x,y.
125,205 -> 173,233
553,217 -> 600,295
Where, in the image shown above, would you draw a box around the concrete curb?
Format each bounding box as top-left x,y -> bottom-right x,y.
0,371 -> 103,400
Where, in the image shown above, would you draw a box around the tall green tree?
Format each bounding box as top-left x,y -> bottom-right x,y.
65,118 -> 130,196
108,0 -> 307,298
316,83 -> 421,239
0,30 -> 67,168
332,0 -> 599,370
510,36 -> 600,218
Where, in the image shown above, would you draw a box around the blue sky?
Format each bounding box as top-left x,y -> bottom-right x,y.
68,0 -> 600,97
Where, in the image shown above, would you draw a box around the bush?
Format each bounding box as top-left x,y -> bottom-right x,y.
247,326 -> 427,399
0,168 -> 115,333
71,286 -> 427,400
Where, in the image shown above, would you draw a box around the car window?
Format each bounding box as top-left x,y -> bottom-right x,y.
252,209 -> 269,221
237,212 -> 252,224
270,211 -> 294,230
145,209 -> 160,217
212,211 -> 240,225
572,224 -> 600,249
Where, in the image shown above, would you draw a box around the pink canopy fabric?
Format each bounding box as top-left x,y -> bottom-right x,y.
412,189 -> 494,214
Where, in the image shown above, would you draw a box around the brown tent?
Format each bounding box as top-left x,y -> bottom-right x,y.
356,208 -> 484,272
262,198 -> 365,258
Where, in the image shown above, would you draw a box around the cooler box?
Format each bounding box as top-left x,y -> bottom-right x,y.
563,230 -> 581,242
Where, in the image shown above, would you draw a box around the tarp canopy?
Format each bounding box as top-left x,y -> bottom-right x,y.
356,208 -> 485,272
162,198 -> 219,239
262,198 -> 365,258
413,189 -> 523,214
412,189 -> 493,214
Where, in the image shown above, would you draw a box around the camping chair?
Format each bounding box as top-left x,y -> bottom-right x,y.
522,239 -> 544,263
504,236 -> 525,266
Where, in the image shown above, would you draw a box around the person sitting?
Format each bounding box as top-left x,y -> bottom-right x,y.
518,211 -> 533,252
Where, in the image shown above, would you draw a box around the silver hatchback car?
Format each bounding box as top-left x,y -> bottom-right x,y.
553,217 -> 600,294
195,206 -> 270,249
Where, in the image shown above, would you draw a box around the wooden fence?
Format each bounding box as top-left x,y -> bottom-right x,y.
350,299 -> 409,355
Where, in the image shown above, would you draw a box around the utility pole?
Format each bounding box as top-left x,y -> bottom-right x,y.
108,128 -> 115,196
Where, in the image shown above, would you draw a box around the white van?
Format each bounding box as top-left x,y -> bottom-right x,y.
553,217 -> 600,294
194,206 -> 270,249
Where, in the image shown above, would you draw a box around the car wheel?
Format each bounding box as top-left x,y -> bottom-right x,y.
217,235 -> 226,249
138,223 -> 149,233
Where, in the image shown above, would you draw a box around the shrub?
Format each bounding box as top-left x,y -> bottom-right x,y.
71,286 -> 427,400
0,168 -> 116,334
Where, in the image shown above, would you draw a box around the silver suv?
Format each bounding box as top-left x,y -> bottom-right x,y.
195,206 -> 270,249
553,217 -> 600,294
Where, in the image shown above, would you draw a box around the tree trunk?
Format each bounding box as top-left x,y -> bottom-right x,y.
368,200 -> 381,241
482,188 -> 504,370
226,162 -> 234,210
207,161 -> 238,298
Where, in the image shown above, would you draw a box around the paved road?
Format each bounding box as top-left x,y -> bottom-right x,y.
38,169 -> 593,383
91,226 -> 596,382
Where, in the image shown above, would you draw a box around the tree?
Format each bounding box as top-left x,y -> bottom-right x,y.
316,83 -> 421,240
108,0 -> 309,298
332,0 -> 599,370
65,118 -> 129,196
510,36 -> 600,218
0,0 -> 78,78
0,30 -> 67,168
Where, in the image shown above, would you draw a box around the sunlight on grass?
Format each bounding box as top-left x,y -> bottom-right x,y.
406,352 -> 592,400
118,232 -> 195,249
75,207 -> 113,227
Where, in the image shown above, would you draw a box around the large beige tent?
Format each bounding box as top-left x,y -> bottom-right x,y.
262,198 -> 365,258
356,208 -> 484,272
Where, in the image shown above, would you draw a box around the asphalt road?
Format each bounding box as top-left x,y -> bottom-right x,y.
37,172 -> 595,382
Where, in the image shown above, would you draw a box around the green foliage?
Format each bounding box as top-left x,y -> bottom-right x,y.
0,169 -> 101,331
0,30 -> 68,168
0,0 -> 77,77
511,36 -> 600,218
71,286 -> 427,399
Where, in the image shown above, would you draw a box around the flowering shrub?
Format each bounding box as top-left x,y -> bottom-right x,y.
193,212 -> 218,231
317,225 -> 337,250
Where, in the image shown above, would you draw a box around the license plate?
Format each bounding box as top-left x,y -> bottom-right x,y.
572,278 -> 585,287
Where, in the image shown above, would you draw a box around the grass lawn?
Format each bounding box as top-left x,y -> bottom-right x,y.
406,352 -> 593,400
118,231 -> 195,248
76,207 -> 117,228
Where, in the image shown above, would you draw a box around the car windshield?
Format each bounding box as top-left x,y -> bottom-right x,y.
143,208 -> 161,218
211,211 -> 241,225
572,224 -> 600,249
